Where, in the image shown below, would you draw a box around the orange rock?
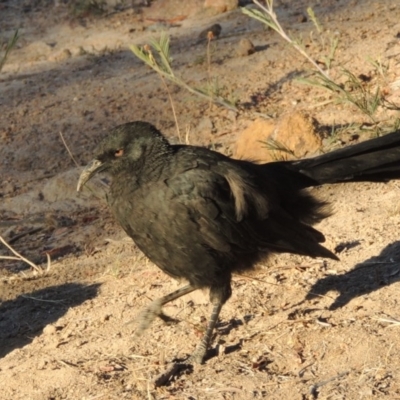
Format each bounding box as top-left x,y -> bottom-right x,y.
234,119 -> 275,162
203,0 -> 238,13
234,112 -> 322,162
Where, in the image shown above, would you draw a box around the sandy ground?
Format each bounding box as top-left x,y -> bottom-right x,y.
1,0 -> 400,399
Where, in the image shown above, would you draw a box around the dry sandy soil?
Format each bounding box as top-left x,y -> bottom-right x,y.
1,0 -> 400,399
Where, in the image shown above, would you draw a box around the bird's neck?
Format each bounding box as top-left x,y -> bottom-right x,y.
134,145 -> 173,183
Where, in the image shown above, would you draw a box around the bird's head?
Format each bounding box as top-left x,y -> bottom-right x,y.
77,121 -> 171,191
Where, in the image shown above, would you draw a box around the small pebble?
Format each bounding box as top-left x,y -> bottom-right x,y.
237,38 -> 256,56
43,325 -> 57,335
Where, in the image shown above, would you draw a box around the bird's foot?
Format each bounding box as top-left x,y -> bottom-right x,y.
154,362 -> 193,387
134,299 -> 179,337
153,347 -> 206,387
153,343 -> 216,387
134,299 -> 163,337
187,342 -> 208,364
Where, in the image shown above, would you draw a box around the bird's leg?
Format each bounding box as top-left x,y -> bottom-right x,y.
149,278 -> 233,389
153,281 -> 231,386
189,300 -> 223,364
134,283 -> 196,337
189,280 -> 232,364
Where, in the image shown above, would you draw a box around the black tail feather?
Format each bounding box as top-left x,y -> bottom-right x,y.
277,130 -> 400,185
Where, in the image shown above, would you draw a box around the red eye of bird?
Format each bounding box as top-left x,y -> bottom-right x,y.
115,149 -> 124,157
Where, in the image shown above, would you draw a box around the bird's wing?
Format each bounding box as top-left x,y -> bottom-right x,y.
163,165 -> 245,252
164,160 -> 336,263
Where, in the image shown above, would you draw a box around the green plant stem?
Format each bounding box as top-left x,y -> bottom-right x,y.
0,29 -> 19,72
159,74 -> 181,142
130,43 -> 238,112
244,0 -> 330,80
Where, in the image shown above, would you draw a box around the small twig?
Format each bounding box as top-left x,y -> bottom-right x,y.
127,354 -> 149,359
104,237 -> 132,244
59,359 -> 79,367
21,294 -> 64,303
374,315 -> 400,327
45,253 -> 51,272
206,32 -> 213,110
184,125 -> 191,145
159,73 -> 181,142
59,131 -> 80,168
310,371 -> 350,396
0,235 -> 49,273
147,379 -> 152,400
0,256 -> 21,261
298,361 -> 316,377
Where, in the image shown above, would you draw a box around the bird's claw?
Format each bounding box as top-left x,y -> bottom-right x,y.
134,299 -> 180,337
153,347 -> 206,387
187,343 -> 208,364
134,299 -> 163,337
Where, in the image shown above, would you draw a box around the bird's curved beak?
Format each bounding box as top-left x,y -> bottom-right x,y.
77,159 -> 104,192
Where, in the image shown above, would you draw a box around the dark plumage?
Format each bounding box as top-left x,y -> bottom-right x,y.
77,122 -> 400,363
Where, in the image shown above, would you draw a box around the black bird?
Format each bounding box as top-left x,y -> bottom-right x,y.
77,122 -> 400,363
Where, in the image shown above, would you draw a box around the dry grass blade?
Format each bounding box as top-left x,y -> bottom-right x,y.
375,315 -> 400,327
0,256 -> 22,261
21,294 -> 63,303
59,131 -> 80,167
158,69 -> 181,142
0,29 -> 19,72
